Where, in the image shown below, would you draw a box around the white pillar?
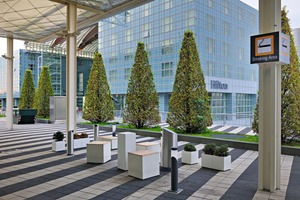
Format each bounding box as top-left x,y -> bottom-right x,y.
258,0 -> 281,192
6,38 -> 13,130
66,4 -> 77,135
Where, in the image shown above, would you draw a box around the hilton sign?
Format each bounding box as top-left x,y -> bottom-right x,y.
211,80 -> 228,90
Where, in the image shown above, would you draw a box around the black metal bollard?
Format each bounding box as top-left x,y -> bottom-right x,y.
168,147 -> 182,194
67,130 -> 74,155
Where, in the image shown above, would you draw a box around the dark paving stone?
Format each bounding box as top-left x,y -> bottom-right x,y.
155,149 -> 246,200
210,125 -> 223,131
0,147 -> 50,160
286,156 -> 300,200
221,126 -> 239,133
238,127 -> 252,134
211,134 -> 245,139
220,158 -> 258,200
89,143 -> 187,200
0,150 -> 65,169
0,142 -> 53,152
0,154 -> 93,197
27,167 -> 122,200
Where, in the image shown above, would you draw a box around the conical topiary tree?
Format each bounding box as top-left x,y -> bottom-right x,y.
83,52 -> 114,123
167,30 -> 212,133
19,70 -> 35,109
252,92 -> 259,133
252,7 -> 300,143
34,66 -> 54,117
123,42 -> 160,128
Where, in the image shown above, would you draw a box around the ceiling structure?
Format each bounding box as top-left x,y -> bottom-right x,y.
0,0 -> 152,44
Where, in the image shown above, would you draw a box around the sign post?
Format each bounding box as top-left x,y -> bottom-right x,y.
252,0 -> 290,192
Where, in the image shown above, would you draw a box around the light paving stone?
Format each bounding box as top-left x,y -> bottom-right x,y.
252,154 -> 294,200
187,150 -> 258,200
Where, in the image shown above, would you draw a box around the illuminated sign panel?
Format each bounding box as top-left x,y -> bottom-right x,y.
251,32 -> 290,64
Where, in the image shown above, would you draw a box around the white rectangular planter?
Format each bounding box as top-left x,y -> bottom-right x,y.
52,140 -> 65,152
201,153 -> 231,171
182,150 -> 198,164
74,138 -> 91,149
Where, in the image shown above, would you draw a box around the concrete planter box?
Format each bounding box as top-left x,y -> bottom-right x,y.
182,150 -> 198,164
74,138 -> 90,149
201,153 -> 231,171
52,140 -> 65,152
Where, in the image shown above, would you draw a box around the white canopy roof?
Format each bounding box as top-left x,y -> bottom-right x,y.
0,0 -> 151,43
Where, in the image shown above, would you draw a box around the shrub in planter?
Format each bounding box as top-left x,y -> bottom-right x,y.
202,143 -> 231,171
184,144 -> 197,152
203,143 -> 216,155
74,132 -> 90,149
214,144 -> 229,157
74,133 -> 80,139
53,131 -> 64,141
52,131 -> 65,152
182,144 -> 198,164
80,132 -> 89,138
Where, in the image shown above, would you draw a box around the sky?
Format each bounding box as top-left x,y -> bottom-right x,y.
0,0 -> 299,56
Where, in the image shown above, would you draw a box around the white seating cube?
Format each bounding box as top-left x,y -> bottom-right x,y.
128,150 -> 160,180
87,141 -> 111,163
118,132 -> 136,170
136,142 -> 161,161
97,135 -> 118,150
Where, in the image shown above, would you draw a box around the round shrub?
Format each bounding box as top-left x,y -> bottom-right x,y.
80,133 -> 89,138
214,144 -> 229,157
184,144 -> 197,152
203,143 -> 216,155
53,131 -> 64,141
74,133 -> 80,139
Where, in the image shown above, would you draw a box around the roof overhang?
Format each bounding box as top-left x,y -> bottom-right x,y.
0,0 -> 152,43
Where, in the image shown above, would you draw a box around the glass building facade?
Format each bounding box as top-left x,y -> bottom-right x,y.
0,49 -> 93,109
98,0 -> 259,125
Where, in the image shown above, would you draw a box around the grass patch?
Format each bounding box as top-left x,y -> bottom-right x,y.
0,114 -> 5,118
36,116 -> 50,120
81,121 -> 120,126
117,124 -> 161,132
174,128 -> 259,143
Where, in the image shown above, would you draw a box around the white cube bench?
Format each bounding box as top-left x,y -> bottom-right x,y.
128,150 -> 160,180
136,142 -> 161,161
97,135 -> 118,150
86,141 -> 111,163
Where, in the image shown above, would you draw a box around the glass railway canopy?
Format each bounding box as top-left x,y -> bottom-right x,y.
0,0 -> 152,43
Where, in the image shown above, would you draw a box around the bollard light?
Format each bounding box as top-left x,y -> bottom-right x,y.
67,130 -> 74,155
168,147 -> 182,194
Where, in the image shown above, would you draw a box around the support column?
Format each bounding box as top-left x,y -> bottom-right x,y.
66,4 -> 77,136
258,0 -> 281,192
6,38 -> 13,130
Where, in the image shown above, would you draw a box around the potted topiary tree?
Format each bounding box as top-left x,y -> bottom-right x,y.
52,131 -> 65,152
201,143 -> 231,171
182,144 -> 198,164
17,70 -> 37,124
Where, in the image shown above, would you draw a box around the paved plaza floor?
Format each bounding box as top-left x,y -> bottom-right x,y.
0,120 -> 299,200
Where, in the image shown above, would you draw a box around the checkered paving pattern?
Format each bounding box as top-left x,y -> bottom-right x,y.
0,122 -> 299,200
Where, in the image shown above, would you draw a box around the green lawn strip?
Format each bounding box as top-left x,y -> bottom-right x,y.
80,122 -> 161,132
36,116 -> 50,120
178,128 -> 259,143
0,114 -> 5,118
116,124 -> 161,132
